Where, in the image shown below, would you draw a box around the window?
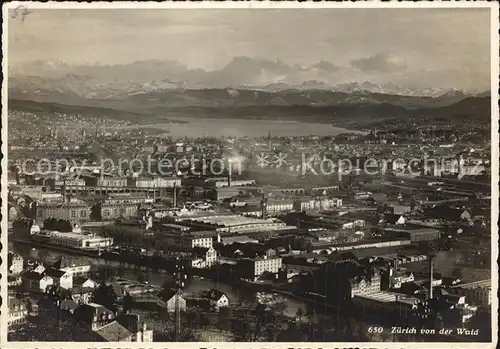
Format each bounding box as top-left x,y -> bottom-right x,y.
71,210 -> 77,218
80,210 -> 87,217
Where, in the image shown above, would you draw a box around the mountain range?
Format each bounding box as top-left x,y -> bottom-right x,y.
8,57 -> 491,129
9,57 -> 488,100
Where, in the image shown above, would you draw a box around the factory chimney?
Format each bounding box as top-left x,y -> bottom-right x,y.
268,131 -> 272,149
62,178 -> 67,202
428,256 -> 434,300
261,193 -> 268,220
227,160 -> 232,187
173,182 -> 177,208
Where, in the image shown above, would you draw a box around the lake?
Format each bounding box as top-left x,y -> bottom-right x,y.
123,117 -> 364,138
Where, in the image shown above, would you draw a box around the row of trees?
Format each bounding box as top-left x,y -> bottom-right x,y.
43,218 -> 73,232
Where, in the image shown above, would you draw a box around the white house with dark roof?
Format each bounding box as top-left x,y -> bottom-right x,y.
22,271 -> 53,292
45,268 -> 73,290
202,289 -> 229,310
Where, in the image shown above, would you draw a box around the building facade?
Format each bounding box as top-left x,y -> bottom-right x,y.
158,233 -> 213,251
8,253 -> 24,275
294,197 -> 343,212
239,256 -> 283,281
8,297 -> 28,325
36,201 -> 91,222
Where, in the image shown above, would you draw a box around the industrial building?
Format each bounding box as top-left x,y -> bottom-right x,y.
173,213 -> 291,233
30,224 -> 113,250
239,256 -> 283,281
381,227 -> 440,242
156,231 -> 214,251
451,279 -> 491,307
35,200 -> 92,222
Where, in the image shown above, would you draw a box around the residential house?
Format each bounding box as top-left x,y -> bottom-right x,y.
23,271 -> 53,292
45,268 -> 73,290
8,253 -> 24,275
8,297 -> 28,325
93,321 -> 133,342
202,289 -> 230,310
117,313 -> 153,342
161,289 -> 187,313
380,214 -> 406,226
191,246 -> 218,268
74,303 -> 116,330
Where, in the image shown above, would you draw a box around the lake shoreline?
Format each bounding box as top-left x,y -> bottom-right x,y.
120,116 -> 367,138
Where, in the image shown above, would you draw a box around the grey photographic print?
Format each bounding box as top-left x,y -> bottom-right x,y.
2,2 -> 498,347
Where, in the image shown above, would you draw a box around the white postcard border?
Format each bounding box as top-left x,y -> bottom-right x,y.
1,1 -> 498,348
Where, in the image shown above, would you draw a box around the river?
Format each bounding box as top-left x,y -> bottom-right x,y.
9,242 -> 306,317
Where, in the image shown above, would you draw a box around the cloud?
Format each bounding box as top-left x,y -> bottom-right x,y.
312,61 -> 340,73
350,54 -> 407,73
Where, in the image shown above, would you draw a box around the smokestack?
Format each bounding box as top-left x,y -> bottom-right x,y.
428,256 -> 434,300
268,131 -> 272,149
173,182 -> 177,208
261,193 -> 267,220
228,162 -> 232,187
62,179 -> 67,202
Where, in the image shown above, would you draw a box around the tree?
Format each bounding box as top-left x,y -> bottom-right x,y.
137,273 -> 146,284
451,267 -> 463,280
155,326 -> 200,342
123,292 -> 133,313
305,242 -> 313,254
91,283 -> 118,312
217,306 -> 231,331
25,298 -> 33,315
295,307 -> 304,322
230,307 -> 253,341
272,301 -> 287,317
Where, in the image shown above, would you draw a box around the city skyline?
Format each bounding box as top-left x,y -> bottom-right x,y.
8,8 -> 491,90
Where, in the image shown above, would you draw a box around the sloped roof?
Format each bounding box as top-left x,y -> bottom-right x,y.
45,268 -> 66,278
60,299 -> 78,311
23,271 -> 45,281
204,289 -> 227,301
383,213 -> 405,225
93,321 -> 132,342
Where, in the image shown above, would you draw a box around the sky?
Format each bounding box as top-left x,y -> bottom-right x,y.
8,8 -> 492,90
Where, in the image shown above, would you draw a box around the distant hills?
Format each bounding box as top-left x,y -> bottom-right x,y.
8,82 -> 488,112
8,57 -> 491,129
9,95 -> 490,130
